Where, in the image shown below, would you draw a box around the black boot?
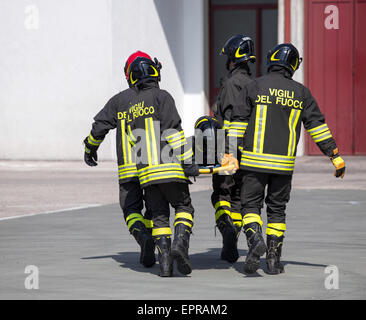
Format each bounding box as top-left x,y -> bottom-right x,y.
131,221 -> 156,268
266,235 -> 285,275
243,222 -> 267,274
216,214 -> 239,263
155,236 -> 173,277
171,224 -> 192,275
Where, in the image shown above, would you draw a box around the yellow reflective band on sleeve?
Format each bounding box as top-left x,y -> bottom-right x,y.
176,148 -> 194,161
175,212 -> 193,222
223,120 -> 231,130
214,201 -> 231,210
144,219 -> 153,229
166,130 -> 184,142
287,109 -> 301,156
152,227 -> 172,237
253,105 -> 267,154
308,124 -> 333,143
215,209 -> 231,221
243,213 -> 263,227
169,136 -> 187,149
88,133 -> 103,146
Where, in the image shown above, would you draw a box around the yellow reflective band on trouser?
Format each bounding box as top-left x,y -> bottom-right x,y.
230,212 -> 243,227
174,212 -> 193,229
243,213 -> 263,227
126,213 -> 145,230
152,227 -> 172,237
214,201 -> 231,211
215,209 -> 231,221
144,219 -> 153,229
175,212 -> 193,221
266,223 -> 286,237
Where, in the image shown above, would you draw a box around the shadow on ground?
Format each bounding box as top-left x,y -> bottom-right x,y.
82,247 -> 328,277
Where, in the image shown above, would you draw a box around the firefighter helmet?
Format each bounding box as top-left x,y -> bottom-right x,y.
220,35 -> 256,69
124,51 -> 162,86
266,43 -> 303,75
194,116 -> 222,166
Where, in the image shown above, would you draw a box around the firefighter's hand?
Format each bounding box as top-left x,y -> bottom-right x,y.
182,163 -> 200,177
83,137 -> 98,167
330,149 -> 345,179
220,153 -> 239,174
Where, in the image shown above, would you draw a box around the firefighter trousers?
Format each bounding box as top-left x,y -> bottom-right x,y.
239,170 -> 292,226
119,181 -> 168,232
211,173 -> 242,228
144,182 -> 194,238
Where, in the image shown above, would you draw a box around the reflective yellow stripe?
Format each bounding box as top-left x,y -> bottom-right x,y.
253,105 -> 267,154
241,158 -> 294,171
174,221 -> 193,228
243,213 -> 263,227
139,172 -> 188,185
149,118 -> 159,165
267,223 -> 286,231
312,132 -> 332,143
287,109 -> 301,156
214,201 -> 231,210
170,136 -> 186,149
126,213 -> 144,222
152,227 -> 172,236
215,209 -> 230,221
126,213 -> 145,229
166,130 -> 184,141
88,133 -> 103,146
145,118 -> 152,165
121,120 -> 128,164
266,223 -> 286,237
177,148 -> 193,161
195,118 -> 208,128
308,124 -> 328,134
144,219 -> 153,229
175,212 -> 193,222
230,212 -> 242,221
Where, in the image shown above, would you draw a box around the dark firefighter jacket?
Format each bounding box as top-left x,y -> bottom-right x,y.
87,81 -> 191,186
212,65 -> 253,158
227,66 -> 337,175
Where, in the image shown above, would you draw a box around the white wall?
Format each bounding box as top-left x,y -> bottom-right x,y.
0,0 -> 207,160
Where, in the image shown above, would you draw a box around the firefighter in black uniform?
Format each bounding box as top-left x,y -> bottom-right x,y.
83,51 -> 169,269
228,43 -> 346,275
211,35 -> 255,263
124,55 -> 199,277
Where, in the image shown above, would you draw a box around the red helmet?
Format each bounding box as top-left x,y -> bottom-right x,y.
124,51 -> 152,80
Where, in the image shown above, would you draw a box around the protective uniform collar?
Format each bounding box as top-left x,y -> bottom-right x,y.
268,65 -> 293,79
131,80 -> 159,92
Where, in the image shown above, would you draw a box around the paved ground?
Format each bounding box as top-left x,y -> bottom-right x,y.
0,157 -> 365,299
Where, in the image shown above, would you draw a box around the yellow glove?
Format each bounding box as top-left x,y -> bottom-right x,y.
220,153 -> 239,175
330,148 -> 345,179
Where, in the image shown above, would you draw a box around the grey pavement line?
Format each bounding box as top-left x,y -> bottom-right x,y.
0,204 -> 103,222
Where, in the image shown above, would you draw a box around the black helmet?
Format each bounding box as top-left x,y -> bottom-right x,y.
267,43 -> 303,75
127,56 -> 162,87
221,35 -> 256,69
194,116 -> 222,166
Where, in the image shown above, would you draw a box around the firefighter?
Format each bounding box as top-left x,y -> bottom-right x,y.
124,54 -> 199,277
83,51 -> 170,269
210,35 -> 256,263
227,43 -> 346,275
